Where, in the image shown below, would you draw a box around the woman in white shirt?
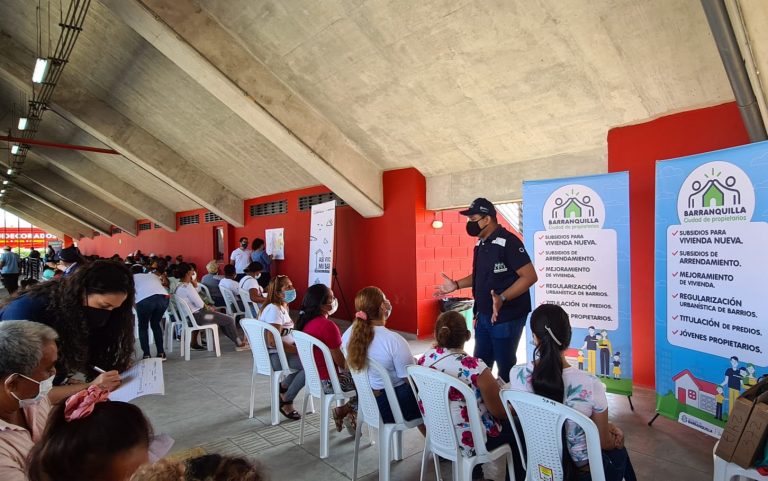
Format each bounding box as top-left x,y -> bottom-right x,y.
174,263 -> 248,352
342,286 -> 422,427
260,275 -> 304,420
133,259 -> 170,360
238,262 -> 267,317
507,304 -> 636,481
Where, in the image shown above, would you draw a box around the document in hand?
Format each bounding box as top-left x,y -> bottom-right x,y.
108,358 -> 165,402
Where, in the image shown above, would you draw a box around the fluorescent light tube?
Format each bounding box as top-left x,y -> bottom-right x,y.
2,181 -> 8,185
18,118 -> 28,130
10,145 -> 19,155
6,169 -> 12,175
32,58 -> 50,83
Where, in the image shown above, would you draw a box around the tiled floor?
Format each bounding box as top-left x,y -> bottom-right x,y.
134,331 -> 717,481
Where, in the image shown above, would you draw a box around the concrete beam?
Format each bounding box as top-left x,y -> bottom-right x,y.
27,149 -> 177,231
103,0 -> 384,217
20,166 -> 139,235
0,34 -> 244,227
1,204 -> 67,240
426,148 -> 607,210
12,185 -> 111,236
5,197 -> 92,239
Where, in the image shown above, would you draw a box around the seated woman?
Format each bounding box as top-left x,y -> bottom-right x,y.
260,275 -> 304,420
508,304 -> 636,481
174,263 -> 248,352
342,286 -> 422,429
27,385 -> 154,481
296,283 -> 357,432
201,260 -> 225,307
238,262 -> 267,317
418,311 -> 523,481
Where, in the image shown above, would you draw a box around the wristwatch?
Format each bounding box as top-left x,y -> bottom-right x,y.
499,293 -> 507,303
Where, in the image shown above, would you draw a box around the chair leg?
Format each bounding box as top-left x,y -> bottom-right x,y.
206,329 -> 213,351
392,429 -> 403,461
212,328 -> 221,357
184,329 -> 191,361
299,393 -> 309,446
353,417 -> 363,481
419,441 -> 428,481
249,370 -> 256,419
319,395 -> 331,458
271,373 -> 281,426
460,459 -> 474,481
379,425 -> 391,481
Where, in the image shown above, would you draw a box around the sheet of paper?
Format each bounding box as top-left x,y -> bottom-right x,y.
108,358 -> 164,402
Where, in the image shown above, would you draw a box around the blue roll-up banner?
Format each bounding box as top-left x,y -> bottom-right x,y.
655,141 -> 768,438
523,172 -> 632,396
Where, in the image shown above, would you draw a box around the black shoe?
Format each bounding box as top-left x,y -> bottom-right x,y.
158,353 -> 167,361
190,343 -> 205,351
142,354 -> 151,360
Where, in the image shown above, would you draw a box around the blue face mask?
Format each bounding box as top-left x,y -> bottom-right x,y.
283,289 -> 297,303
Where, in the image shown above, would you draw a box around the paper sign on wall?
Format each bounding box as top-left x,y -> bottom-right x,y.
265,228 -> 285,260
308,200 -> 336,287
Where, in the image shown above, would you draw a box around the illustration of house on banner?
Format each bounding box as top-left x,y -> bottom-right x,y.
672,369 -> 718,416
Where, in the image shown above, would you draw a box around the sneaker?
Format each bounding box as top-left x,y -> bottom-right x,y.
235,344 -> 250,352
158,353 -> 167,362
142,354 -> 151,360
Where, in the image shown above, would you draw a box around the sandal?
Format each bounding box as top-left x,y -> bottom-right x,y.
279,401 -> 301,421
332,406 -> 346,432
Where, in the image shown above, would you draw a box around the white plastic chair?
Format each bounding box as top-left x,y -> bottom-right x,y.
238,289 -> 261,319
240,318 -> 295,425
171,295 -> 221,361
221,286 -> 245,320
713,441 -> 764,481
407,365 -> 517,481
162,308 -> 179,353
350,358 -> 425,481
293,330 -> 357,459
197,283 -> 212,301
500,390 -> 605,481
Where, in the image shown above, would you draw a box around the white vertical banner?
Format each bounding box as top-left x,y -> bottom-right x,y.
308,200 -> 336,287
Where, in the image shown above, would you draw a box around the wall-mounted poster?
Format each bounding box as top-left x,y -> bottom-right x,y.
265,228 -> 285,260
655,141 -> 768,438
308,200 -> 336,287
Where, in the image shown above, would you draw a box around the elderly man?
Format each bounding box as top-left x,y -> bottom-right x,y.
0,321 -> 119,480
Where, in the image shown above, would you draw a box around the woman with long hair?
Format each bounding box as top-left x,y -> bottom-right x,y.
0,260 -> 132,394
418,311 -> 523,481
341,286 -> 421,426
27,385 -> 153,481
296,283 -> 357,432
260,275 -> 304,420
508,304 -> 636,481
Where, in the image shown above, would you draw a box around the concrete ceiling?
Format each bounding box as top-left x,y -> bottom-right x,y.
0,0 -> 765,237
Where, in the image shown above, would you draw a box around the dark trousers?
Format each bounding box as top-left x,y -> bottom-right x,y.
599,348 -> 611,376
473,313 -> 527,383
1,273 -> 20,295
474,419 -> 525,481
136,294 -> 170,356
576,447 -> 636,481
375,382 -> 422,423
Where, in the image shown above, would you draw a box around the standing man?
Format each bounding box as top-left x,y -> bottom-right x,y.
230,236 -> 252,281
0,247 -> 21,295
436,198 -> 537,382
722,356 -> 743,415
581,326 -> 599,375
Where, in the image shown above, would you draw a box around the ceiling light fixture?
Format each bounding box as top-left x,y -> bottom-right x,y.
10,145 -> 19,155
32,58 -> 50,83
2,181 -> 8,185
18,118 -> 28,130
6,169 -> 12,175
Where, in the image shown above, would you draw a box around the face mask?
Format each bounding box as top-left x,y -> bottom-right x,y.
42,270 -> 54,280
283,289 -> 297,303
466,220 -> 483,237
328,298 -> 338,316
383,303 -> 392,320
191,271 -> 197,281
241,242 -> 248,248
10,374 -> 55,408
84,306 -> 112,328
254,273 -> 261,279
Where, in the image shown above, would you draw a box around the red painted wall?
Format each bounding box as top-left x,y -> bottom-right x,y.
607,101 -> 749,388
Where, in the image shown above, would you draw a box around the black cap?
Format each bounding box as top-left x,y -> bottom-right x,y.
459,198 -> 496,217
58,246 -> 84,263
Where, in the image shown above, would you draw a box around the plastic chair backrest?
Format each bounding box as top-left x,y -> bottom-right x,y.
500,390 -> 606,481
350,357 -> 406,429
220,287 -> 242,317
240,318 -> 289,375
198,283 -> 212,300
293,331 -> 343,397
172,296 -> 202,328
238,289 -> 260,318
406,365 -> 489,460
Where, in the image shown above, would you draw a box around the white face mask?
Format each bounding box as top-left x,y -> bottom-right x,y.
328,298 -> 338,316
10,373 -> 55,408
191,271 -> 197,281
254,273 -> 261,279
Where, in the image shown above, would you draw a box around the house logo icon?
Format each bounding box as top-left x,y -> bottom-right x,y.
543,184 -> 605,230
677,161 -> 754,223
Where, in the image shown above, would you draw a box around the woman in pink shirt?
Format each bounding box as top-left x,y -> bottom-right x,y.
296,284 -> 357,432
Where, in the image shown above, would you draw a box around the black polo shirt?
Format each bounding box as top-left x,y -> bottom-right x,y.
472,226 -> 532,321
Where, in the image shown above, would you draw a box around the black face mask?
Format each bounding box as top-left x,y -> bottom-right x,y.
84,306 -> 112,328
240,242 -> 248,248
466,220 -> 484,237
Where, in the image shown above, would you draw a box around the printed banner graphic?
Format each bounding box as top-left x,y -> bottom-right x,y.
308,200 -> 336,287
655,142 -> 768,438
523,172 -> 632,396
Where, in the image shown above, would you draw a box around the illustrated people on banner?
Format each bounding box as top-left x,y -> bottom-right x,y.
598,329 -> 613,377
721,356 -> 743,414
744,364 -> 757,388
715,386 -> 725,421
612,352 -> 621,380
577,351 -> 584,371
581,326 -> 599,375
